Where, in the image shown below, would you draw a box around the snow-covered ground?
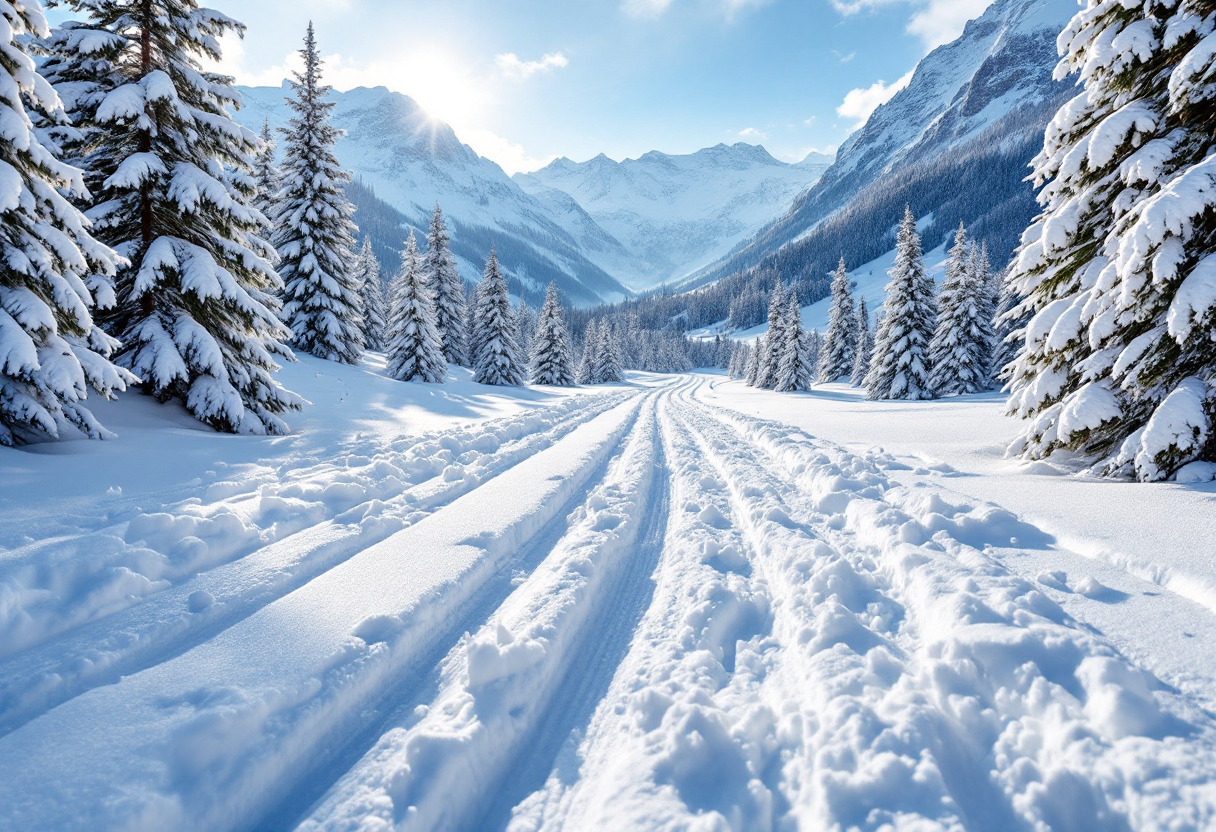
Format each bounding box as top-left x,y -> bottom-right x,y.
3,363 -> 1216,831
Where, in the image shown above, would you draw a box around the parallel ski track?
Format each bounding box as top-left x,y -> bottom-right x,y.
0,393 -> 627,736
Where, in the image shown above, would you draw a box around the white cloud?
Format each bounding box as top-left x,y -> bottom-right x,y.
622,0 -> 673,18
462,128 -> 557,176
737,127 -> 767,141
836,69 -> 914,129
907,0 -> 993,48
495,52 -> 570,81
828,0 -> 994,50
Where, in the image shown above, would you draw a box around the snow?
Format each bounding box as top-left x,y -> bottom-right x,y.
4,365 -> 1216,830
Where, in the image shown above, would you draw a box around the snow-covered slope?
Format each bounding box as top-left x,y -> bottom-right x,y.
515,144 -> 831,290
687,0 -> 1076,290
233,84 -> 631,307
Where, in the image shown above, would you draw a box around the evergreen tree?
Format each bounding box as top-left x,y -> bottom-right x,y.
851,297 -> 874,387
775,295 -> 813,392
516,297 -> 537,361
744,338 -> 762,386
756,284 -> 787,389
529,282 -> 575,386
276,23 -> 363,365
819,257 -> 857,382
353,236 -> 386,350
253,118 -> 279,222
471,248 -> 524,386
803,330 -> 822,384
991,264 -> 1026,386
596,319 -> 624,383
1007,0 -> 1216,480
423,205 -> 467,366
868,206 -> 937,400
929,223 -> 994,395
44,0 -> 301,434
385,231 -> 445,383
0,0 -> 135,445
576,319 -> 597,384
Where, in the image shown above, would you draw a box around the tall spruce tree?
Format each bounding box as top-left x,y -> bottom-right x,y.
1007,0 -> 1216,480
756,283 -> 787,389
529,282 -> 575,386
353,236 -> 386,350
596,320 -> 624,383
516,297 -> 537,361
385,231 -> 445,383
471,248 -> 524,386
423,205 -> 467,366
775,295 -> 813,392
576,319 -> 597,384
0,0 -> 135,445
253,118 -> 279,222
744,337 -> 762,386
275,22 -> 363,365
991,264 -> 1026,386
928,223 -> 994,395
851,297 -> 874,387
819,257 -> 857,382
868,206 -> 937,400
43,0 -> 301,434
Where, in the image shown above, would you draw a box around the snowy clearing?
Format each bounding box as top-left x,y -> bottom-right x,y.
3,367 -> 1216,831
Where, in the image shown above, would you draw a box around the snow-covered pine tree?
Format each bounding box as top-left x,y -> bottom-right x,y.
385,231 -> 445,383
756,284 -> 787,389
868,206 -> 937,400
471,248 -> 524,386
775,294 -> 813,392
516,297 -> 537,361
1007,0 -> 1216,480
803,330 -> 822,383
744,337 -> 762,386
727,341 -> 744,378
529,282 -> 575,386
43,0 -> 301,434
0,0 -> 135,445
819,257 -> 857,382
253,118 -> 279,222
991,264 -> 1026,386
576,319 -> 597,384
928,223 -> 994,395
851,296 -> 874,387
596,319 -> 624,383
423,204 -> 467,366
353,236 -> 386,350
275,23 -> 363,365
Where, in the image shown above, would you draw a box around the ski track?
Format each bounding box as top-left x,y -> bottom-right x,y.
5,376 -> 1216,831
0,392 -> 626,735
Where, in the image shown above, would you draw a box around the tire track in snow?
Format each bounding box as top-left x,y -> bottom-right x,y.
0,396 -> 644,832
683,382 -> 1216,831
0,393 -> 628,736
291,391 -> 670,832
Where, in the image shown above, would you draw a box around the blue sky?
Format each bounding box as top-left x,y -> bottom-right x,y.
56,0 -> 995,173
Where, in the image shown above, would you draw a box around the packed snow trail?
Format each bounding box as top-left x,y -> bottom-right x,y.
5,376 -> 1216,831
0,392 -> 627,735
0,396 -> 643,832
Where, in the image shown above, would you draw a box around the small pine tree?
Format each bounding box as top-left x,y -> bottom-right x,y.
516,297 -> 537,361
353,236 -> 387,350
819,257 -> 857,382
529,282 -> 575,386
576,319 -> 597,384
43,0 -> 301,434
851,297 -> 874,387
596,320 -> 624,383
775,295 -> 813,392
868,206 -> 937,400
803,330 -> 822,384
471,248 -> 524,386
0,2 -> 135,445
745,338 -> 762,386
423,205 -> 467,366
928,224 -> 994,396
385,232 -> 445,383
254,118 -> 280,222
276,23 -> 363,365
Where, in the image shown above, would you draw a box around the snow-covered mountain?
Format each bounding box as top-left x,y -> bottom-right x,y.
685,0 -> 1076,291
233,84 -> 631,307
514,145 -> 832,290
